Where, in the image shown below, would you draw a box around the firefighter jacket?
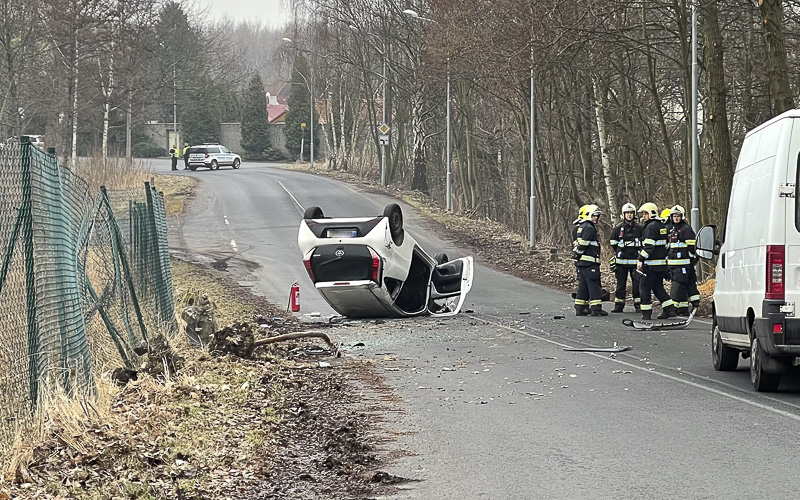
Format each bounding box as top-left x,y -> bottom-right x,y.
609,220 -> 642,267
638,219 -> 668,270
667,220 -> 696,275
574,220 -> 601,267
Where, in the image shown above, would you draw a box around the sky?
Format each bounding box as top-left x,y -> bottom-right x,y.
195,0 -> 292,28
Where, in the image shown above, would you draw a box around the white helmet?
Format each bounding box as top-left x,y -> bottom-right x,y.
620,202 -> 636,219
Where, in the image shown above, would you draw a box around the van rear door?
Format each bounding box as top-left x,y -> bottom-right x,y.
783,119 -> 800,323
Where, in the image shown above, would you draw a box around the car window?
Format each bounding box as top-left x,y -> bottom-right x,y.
221,146 -> 230,153
188,147 -> 204,154
209,147 -> 221,154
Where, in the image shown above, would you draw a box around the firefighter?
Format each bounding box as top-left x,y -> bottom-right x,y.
666,205 -> 697,316
572,205 -> 589,315
637,202 -> 676,320
573,204 -> 608,317
609,202 -> 642,313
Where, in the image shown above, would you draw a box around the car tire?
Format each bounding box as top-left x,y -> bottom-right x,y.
233,159 -> 241,169
211,160 -> 219,170
750,334 -> 781,392
712,315 -> 739,371
189,166 -> 197,171
433,252 -> 449,265
383,203 -> 404,246
303,206 -> 324,219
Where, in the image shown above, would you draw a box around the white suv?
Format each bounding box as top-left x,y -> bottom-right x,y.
186,144 -> 241,171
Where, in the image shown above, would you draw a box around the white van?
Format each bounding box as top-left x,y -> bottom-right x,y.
697,108 -> 800,392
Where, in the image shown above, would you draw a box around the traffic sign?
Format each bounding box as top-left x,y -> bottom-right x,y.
378,123 -> 390,135
379,134 -> 389,145
301,122 -> 307,128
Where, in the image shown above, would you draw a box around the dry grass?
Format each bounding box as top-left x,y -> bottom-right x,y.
151,175 -> 198,216
73,157 -> 152,193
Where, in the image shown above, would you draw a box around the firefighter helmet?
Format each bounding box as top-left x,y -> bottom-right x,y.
638,202 -> 659,218
660,208 -> 671,221
573,204 -> 589,224
584,204 -> 602,220
670,205 -> 686,218
620,202 -> 637,219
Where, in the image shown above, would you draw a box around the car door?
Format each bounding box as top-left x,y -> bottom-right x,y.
220,146 -> 233,165
428,256 -> 474,317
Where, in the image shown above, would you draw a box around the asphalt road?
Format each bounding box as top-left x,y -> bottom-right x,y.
156,159 -> 800,499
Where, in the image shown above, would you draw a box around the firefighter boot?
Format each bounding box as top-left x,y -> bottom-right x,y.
641,311 -> 652,320
657,305 -> 678,319
677,307 -> 690,317
634,303 -> 641,313
590,305 -> 609,317
612,302 -> 625,313
575,305 -> 589,316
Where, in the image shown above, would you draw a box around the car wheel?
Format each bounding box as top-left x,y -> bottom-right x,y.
233,159 -> 241,169
750,334 -> 781,392
433,252 -> 449,265
712,315 -> 738,371
211,160 -> 219,170
189,166 -> 197,171
303,206 -> 324,219
383,203 -> 404,246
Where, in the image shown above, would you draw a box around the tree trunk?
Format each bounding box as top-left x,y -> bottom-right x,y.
701,0 -> 733,223
410,91 -> 428,193
759,0 -> 794,116
592,77 -> 618,216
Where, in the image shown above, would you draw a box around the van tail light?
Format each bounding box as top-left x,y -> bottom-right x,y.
766,245 -> 784,300
303,248 -> 316,283
368,246 -> 381,282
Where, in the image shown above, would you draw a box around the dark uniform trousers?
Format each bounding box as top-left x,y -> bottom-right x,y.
640,266 -> 672,315
577,264 -> 603,309
614,266 -> 641,307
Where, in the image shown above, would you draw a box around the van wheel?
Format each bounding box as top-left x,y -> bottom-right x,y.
712,316 -> 739,371
750,336 -> 781,392
383,203 -> 404,246
433,252 -> 449,265
303,206 -> 324,219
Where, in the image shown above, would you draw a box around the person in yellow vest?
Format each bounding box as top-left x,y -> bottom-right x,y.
182,142 -> 190,170
170,144 -> 178,170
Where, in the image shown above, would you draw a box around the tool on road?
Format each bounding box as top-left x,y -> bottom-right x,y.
564,342 -> 631,353
622,307 -> 696,330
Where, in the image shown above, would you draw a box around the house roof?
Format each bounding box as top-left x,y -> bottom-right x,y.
268,104 -> 289,124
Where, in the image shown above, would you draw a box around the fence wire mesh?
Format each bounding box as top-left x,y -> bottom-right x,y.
0,138 -> 177,447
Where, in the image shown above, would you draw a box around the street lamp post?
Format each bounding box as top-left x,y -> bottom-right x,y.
529,42 -> 536,248
173,64 -> 177,148
403,8 -> 450,211
690,0 -> 699,234
282,37 -> 314,169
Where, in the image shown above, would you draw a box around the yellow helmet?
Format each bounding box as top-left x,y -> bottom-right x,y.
660,208 -> 671,221
583,204 -> 601,221
573,204 -> 589,224
638,202 -> 659,219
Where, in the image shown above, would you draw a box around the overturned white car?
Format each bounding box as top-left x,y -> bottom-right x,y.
297,203 -> 474,318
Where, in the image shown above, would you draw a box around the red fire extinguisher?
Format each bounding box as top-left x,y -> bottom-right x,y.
289,281 -> 300,312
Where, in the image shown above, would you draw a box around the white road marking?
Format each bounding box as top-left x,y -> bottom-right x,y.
276,180 -> 304,210
224,215 -> 230,225
230,239 -> 238,252
473,313 -> 800,422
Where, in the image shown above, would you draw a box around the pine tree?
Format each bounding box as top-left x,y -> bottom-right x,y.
240,72 -> 271,159
284,54 -> 317,161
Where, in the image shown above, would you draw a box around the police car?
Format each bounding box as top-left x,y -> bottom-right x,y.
186,144 -> 241,170
298,203 -> 474,318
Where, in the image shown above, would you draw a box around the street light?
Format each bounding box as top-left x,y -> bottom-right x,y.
282,37 -> 315,170
349,25 -> 388,187
403,9 -> 451,212
529,41 -> 536,248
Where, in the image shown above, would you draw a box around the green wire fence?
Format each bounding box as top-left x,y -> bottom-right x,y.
0,137 -> 177,447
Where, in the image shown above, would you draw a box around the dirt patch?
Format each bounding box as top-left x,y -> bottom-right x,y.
0,261 -> 400,500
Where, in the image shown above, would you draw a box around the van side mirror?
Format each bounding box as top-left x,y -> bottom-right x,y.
696,224 -> 717,260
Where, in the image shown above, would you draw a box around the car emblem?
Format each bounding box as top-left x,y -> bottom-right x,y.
335,249 -> 345,257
